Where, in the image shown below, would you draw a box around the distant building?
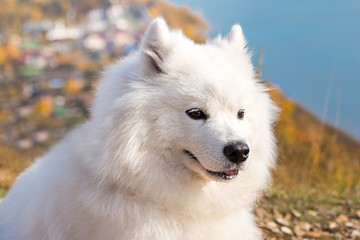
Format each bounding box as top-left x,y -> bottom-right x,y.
46,20 -> 82,41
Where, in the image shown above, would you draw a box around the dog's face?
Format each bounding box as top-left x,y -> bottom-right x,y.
91,18 -> 276,188
180,95 -> 253,181
180,83 -> 254,181
137,19 -> 276,182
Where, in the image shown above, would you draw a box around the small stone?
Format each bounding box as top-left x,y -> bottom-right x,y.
280,226 -> 292,235
272,208 -> 283,218
345,222 -> 354,228
294,225 -> 306,237
304,231 -> 321,238
291,209 -> 301,218
298,222 -> 312,232
352,230 -> 360,238
336,214 -> 349,223
266,221 -> 278,229
255,208 -> 268,220
329,222 -> 338,230
329,222 -> 338,229
356,210 -> 360,219
275,218 -> 290,226
284,213 -> 292,221
335,233 -> 343,238
266,221 -> 279,233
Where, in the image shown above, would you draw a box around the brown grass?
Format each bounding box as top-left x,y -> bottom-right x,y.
270,87 -> 360,197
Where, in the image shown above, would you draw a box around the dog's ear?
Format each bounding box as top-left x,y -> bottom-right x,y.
141,18 -> 171,74
226,24 -> 247,51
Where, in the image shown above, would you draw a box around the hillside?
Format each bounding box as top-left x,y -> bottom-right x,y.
271,86 -> 360,195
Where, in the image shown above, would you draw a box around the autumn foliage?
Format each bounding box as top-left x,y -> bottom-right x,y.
270,86 -> 360,196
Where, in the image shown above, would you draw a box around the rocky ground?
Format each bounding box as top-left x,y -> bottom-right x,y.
256,193 -> 360,239
1,192 -> 359,239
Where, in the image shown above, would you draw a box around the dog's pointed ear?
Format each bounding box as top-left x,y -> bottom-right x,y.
141,18 -> 171,74
226,24 -> 247,50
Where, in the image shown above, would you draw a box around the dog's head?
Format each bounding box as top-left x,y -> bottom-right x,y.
91,18 -> 277,187
135,18 -> 278,182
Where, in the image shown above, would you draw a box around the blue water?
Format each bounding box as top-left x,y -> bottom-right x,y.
169,0 -> 360,141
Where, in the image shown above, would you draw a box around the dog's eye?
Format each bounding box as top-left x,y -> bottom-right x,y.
186,108 -> 208,120
237,109 -> 245,119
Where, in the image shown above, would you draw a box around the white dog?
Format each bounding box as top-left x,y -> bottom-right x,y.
0,18 -> 277,240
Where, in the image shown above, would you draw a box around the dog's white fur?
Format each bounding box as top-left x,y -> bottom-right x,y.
0,18 -> 277,240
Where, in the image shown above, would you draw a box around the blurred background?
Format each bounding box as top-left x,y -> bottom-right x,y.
0,0 -> 359,238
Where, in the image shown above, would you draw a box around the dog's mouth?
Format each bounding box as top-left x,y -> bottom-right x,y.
184,150 -> 239,180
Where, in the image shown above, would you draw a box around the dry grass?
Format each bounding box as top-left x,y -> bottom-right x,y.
270,87 -> 360,197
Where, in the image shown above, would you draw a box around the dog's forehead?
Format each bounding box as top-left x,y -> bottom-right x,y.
171,42 -> 253,82
166,44 -> 256,106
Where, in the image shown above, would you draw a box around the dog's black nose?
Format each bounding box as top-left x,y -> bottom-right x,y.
223,142 -> 250,164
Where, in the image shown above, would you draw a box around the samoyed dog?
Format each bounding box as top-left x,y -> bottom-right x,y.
0,18 -> 277,240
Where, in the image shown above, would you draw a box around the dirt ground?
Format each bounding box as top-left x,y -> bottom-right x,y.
256,193 -> 360,239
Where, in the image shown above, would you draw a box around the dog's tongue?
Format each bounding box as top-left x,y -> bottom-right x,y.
224,169 -> 239,176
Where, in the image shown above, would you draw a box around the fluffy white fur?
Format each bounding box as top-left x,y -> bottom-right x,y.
0,18 -> 277,240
